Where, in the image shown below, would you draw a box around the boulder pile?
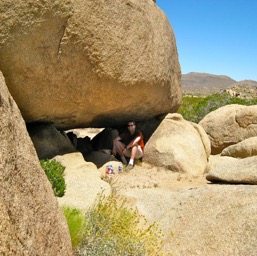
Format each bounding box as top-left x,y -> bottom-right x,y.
198,104 -> 257,185
2,0 -> 257,255
199,104 -> 257,154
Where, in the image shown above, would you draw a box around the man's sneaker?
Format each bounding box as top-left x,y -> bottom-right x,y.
126,164 -> 134,171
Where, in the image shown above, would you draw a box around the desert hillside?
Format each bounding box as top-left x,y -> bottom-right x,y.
182,72 -> 236,91
182,72 -> 257,97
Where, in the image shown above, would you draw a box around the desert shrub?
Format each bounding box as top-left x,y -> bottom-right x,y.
177,96 -> 203,122
178,93 -> 257,123
40,159 -> 66,197
75,192 -> 169,256
62,207 -> 85,249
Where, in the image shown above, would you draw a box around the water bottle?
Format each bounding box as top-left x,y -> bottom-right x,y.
118,165 -> 123,173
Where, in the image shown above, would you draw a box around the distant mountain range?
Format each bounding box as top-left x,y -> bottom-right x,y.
182,72 -> 257,93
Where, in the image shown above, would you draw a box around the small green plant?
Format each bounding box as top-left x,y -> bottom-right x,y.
76,192 -> 168,256
178,92 -> 257,123
62,207 -> 85,249
40,159 -> 66,197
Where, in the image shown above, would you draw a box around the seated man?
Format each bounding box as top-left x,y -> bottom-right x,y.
112,120 -> 144,170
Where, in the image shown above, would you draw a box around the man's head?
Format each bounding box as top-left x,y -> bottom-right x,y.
127,120 -> 136,135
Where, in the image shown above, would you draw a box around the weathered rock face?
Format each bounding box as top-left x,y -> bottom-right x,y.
221,136 -> 257,158
189,121 -> 211,158
205,154 -> 236,174
0,0 -> 181,129
0,71 -> 72,255
125,185 -> 257,256
199,104 -> 257,154
206,155 -> 257,185
54,152 -> 111,210
144,113 -> 210,175
27,123 -> 76,159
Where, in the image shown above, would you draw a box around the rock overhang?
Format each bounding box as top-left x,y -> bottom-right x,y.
0,0 -> 182,129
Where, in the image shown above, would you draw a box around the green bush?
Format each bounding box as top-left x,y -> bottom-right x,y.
40,159 -> 66,197
177,95 -> 203,122
75,192 -> 169,256
62,207 -> 85,249
178,92 -> 257,123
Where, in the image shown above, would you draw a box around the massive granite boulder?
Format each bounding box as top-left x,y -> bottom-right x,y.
144,113 -> 210,176
0,71 -> 72,255
0,0 -> 181,129
199,104 -> 257,154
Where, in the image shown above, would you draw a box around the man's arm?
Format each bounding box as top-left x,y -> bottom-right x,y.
126,136 -> 140,149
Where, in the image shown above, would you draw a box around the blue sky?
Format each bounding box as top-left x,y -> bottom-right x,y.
156,0 -> 257,81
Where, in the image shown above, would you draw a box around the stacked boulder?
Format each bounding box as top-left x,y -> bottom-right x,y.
0,0 -> 181,129
199,104 -> 257,154
198,104 -> 257,184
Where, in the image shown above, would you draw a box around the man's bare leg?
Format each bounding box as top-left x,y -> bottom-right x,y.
113,139 -> 127,164
125,145 -> 138,170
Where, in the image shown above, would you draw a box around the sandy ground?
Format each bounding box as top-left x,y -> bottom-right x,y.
64,128 -> 209,197
102,162 -> 209,194
66,128 -> 209,192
